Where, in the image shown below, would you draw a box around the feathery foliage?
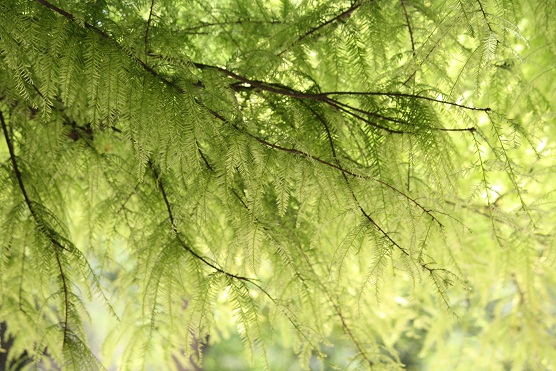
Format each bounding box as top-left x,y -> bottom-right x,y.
0,0 -> 555,369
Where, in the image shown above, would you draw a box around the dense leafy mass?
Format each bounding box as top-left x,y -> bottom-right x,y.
0,0 -> 554,369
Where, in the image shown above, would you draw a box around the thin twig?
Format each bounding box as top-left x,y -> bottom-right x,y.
323,91 -> 490,112
178,19 -> 283,32
324,99 -> 405,134
144,0 -> 155,58
400,0 -> 416,57
476,0 -> 493,32
278,0 -> 362,56
54,247 -> 70,346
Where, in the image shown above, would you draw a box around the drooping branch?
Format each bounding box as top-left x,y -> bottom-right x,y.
148,160 -> 254,282
297,105 -> 449,293
172,151 -> 329,356
233,121 -> 443,226
309,107 -> 409,255
200,129 -> 375,366
0,110 -> 70,344
326,291 -> 374,367
0,112 -> 34,217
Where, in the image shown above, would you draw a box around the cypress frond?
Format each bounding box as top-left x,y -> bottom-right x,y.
0,0 -> 554,369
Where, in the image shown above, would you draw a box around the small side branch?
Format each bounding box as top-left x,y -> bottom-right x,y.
278,0 -> 361,56
400,0 -> 416,57
476,0 -> 493,32
322,91 -> 490,112
144,0 -> 156,58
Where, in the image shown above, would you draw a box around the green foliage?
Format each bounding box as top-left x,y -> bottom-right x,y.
0,0 -> 555,369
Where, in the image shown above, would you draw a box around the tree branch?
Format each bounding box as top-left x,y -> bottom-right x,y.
144,0 -> 156,58
196,63 -> 479,133
35,0 -> 484,135
323,91 -> 490,112
400,0 -> 416,58
194,63 -> 484,132
0,112 -> 34,216
1,110 -> 70,344
476,0 -> 493,32
278,0 -> 362,56
148,160 -> 253,282
234,118 -> 443,227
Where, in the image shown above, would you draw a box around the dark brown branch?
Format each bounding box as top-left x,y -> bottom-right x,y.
316,110 -> 416,267
148,160 -> 253,282
327,294 -> 373,367
324,99 -> 405,134
236,118 -> 442,227
329,99 -> 409,126
323,91 -> 490,112
1,110 -> 70,343
35,0 -> 111,40
239,127 -> 360,177
194,63 -> 325,100
331,141 -> 443,279
197,144 -> 213,172
400,0 -> 416,58
0,112 -> 34,216
144,0 -> 156,58
35,0 -> 484,136
476,0 -> 493,32
310,103 -> 411,261
278,0 -> 362,56
54,247 -> 70,345
193,149 -> 320,329
194,63 -> 484,131
195,65 -> 413,134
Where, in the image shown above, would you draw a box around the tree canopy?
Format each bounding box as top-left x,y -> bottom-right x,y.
0,0 -> 555,369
